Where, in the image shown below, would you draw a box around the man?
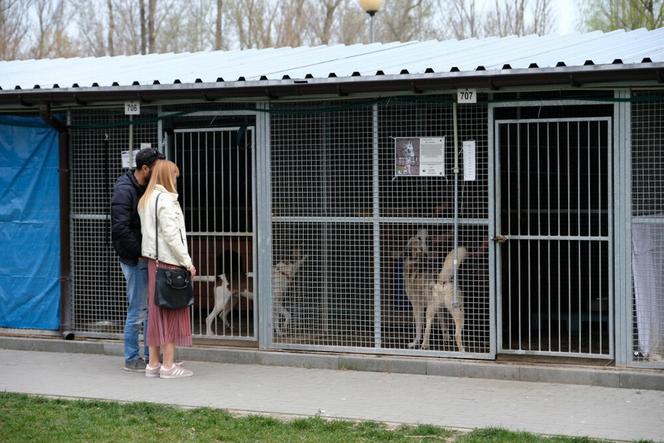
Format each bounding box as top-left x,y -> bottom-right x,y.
111,147 -> 165,372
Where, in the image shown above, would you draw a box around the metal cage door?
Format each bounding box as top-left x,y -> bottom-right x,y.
172,127 -> 257,340
495,118 -> 612,358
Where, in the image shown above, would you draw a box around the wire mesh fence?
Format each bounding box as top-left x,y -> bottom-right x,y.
69,108 -> 158,335
631,92 -> 664,365
270,97 -> 492,356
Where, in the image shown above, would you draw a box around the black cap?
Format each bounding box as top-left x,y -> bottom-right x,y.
135,147 -> 165,168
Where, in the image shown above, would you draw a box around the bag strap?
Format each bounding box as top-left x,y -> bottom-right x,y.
155,193 -> 161,264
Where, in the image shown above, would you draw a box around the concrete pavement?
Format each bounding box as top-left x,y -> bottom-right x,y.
2,348 -> 664,441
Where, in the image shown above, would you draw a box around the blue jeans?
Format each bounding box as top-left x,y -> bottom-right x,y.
120,259 -> 149,363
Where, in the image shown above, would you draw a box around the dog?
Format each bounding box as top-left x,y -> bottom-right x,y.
403,229 -> 467,352
205,253 -> 306,337
205,274 -> 233,336
272,255 -> 307,337
206,274 -> 254,335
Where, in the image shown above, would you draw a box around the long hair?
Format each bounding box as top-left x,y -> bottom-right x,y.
138,159 -> 180,210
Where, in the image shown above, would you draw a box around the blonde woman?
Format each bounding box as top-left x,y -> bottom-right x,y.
138,159 -> 196,379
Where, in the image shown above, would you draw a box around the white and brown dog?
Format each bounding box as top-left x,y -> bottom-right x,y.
403,229 -> 467,352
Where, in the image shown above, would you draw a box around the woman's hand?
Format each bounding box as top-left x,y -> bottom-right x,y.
189,266 -> 197,278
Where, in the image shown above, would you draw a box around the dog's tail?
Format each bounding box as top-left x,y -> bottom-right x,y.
216,274 -> 229,286
438,246 -> 468,285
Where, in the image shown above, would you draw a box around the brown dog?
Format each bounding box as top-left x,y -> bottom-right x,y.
403,229 -> 467,352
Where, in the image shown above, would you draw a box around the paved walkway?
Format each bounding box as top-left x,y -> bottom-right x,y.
2,349 -> 664,441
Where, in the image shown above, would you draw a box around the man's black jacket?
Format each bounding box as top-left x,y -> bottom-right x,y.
111,171 -> 145,265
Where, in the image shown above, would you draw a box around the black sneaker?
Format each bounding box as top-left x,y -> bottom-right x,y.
124,358 -> 147,372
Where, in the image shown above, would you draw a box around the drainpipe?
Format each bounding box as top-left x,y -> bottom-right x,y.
40,104 -> 74,340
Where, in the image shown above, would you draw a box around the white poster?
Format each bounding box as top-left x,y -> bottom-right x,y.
395,137 -> 445,177
463,140 -> 476,181
121,149 -> 140,169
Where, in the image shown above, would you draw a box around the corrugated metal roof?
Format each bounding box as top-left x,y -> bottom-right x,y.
1,28 -> 663,92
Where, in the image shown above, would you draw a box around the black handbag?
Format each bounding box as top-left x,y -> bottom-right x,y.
153,193 -> 194,310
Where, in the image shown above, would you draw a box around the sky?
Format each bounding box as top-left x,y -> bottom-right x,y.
555,0 -> 580,34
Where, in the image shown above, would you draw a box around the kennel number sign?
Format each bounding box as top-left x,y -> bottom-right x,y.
457,88 -> 477,104
124,101 -> 140,115
395,137 -> 446,177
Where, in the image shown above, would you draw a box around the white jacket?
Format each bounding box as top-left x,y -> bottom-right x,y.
139,184 -> 193,269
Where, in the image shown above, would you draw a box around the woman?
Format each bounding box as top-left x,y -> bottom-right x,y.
138,159 -> 196,379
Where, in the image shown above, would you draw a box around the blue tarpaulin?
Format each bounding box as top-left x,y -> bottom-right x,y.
0,115 -> 60,330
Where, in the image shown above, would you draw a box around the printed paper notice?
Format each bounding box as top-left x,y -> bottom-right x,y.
395,137 -> 445,177
463,140 -> 476,181
121,149 -> 140,169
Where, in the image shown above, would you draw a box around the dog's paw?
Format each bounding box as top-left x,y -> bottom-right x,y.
407,341 -> 419,349
421,342 -> 430,350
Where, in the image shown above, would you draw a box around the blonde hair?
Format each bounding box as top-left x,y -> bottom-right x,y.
138,159 -> 180,210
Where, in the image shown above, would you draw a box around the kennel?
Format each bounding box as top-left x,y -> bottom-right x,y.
1,30 -> 663,368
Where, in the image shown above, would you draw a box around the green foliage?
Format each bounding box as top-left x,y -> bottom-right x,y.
583,0 -> 664,31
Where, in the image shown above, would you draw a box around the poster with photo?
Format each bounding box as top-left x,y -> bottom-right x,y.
394,137 -> 445,177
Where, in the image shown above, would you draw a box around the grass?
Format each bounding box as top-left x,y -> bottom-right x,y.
0,392 -> 612,443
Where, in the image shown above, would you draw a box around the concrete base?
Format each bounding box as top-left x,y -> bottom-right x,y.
1,335 -> 662,391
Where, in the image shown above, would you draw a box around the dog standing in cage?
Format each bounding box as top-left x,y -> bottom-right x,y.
273,251 -> 307,337
206,274 -> 254,335
205,252 -> 306,337
403,229 -> 467,352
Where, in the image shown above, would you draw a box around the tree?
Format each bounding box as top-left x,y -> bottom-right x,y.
0,0 -> 31,60
583,0 -> 664,31
30,0 -> 78,59
215,0 -> 223,49
379,0 -> 438,42
439,0 -> 481,39
445,0 -> 554,38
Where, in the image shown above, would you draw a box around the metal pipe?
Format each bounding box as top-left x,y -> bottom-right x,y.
40,105 -> 74,340
452,102 -> 459,306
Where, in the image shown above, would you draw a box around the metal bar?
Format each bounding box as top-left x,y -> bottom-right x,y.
71,214 -> 111,220
507,123 -> 512,350
537,122 -> 541,351
267,343 -> 495,360
372,103 -> 381,349
607,113 -> 617,360
251,127 -> 258,339
567,121 -> 571,353
547,122 -> 551,352
488,102 -> 497,357
500,235 -> 610,241
453,102 -> 459,305
197,130 -> 203,335
212,129 -> 218,335
577,122 -> 582,352
490,100 -> 624,109
588,122 -> 593,353
257,101 -> 273,349
557,121 -> 562,352
174,126 -> 244,133
499,349 -> 611,359
496,117 -> 613,124
517,121 -> 522,350
527,122 -> 531,349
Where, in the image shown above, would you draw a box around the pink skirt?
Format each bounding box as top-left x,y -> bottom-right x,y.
146,259 -> 193,348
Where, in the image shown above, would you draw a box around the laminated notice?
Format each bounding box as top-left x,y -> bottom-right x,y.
463,140 -> 476,181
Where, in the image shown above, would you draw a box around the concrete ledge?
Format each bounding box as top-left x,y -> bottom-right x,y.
1,336 -> 662,391
427,360 -> 520,381
339,356 -> 427,375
